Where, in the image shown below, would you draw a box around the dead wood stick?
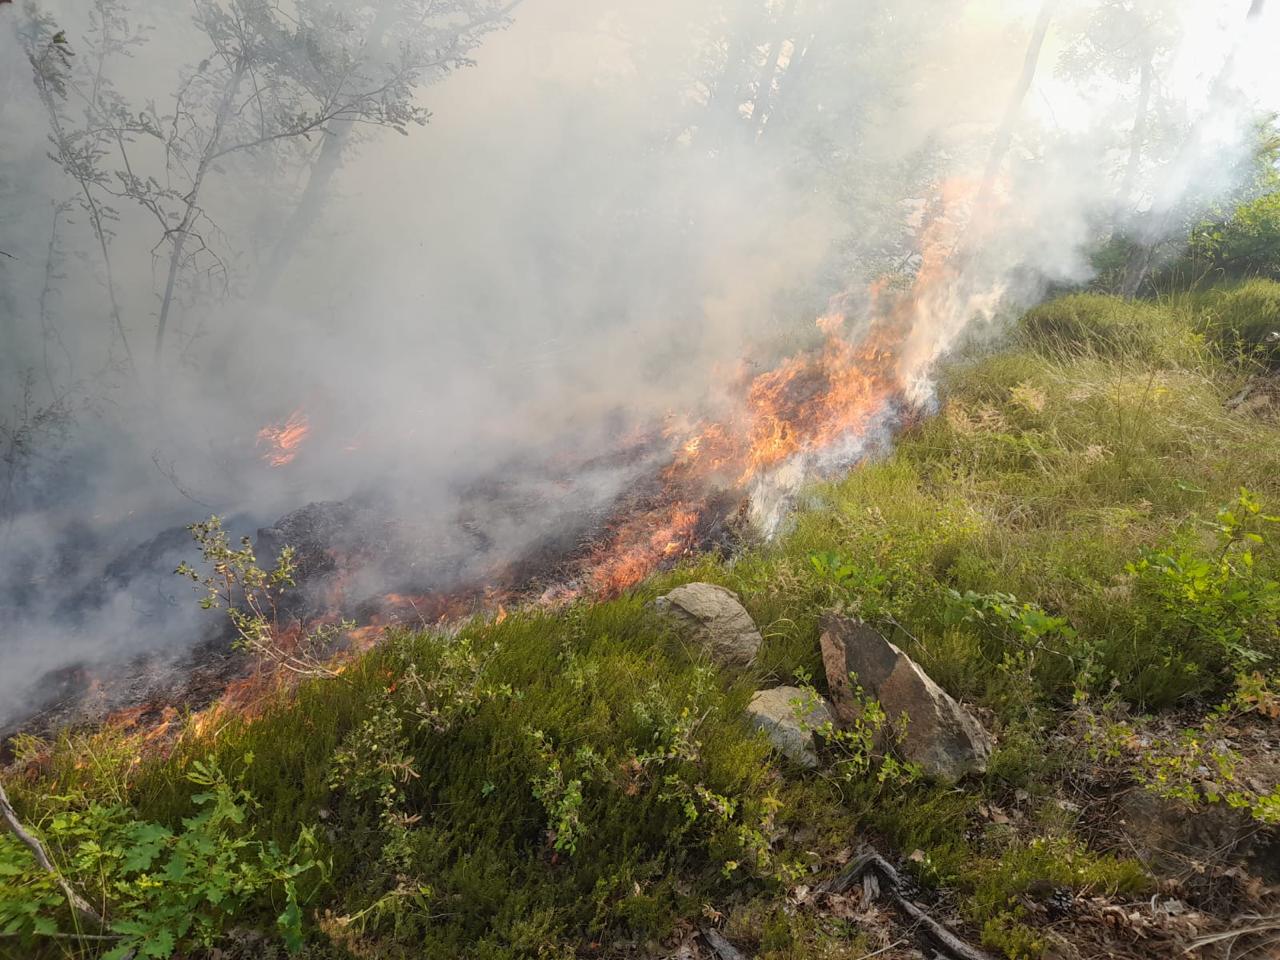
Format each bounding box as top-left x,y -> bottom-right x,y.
820,849 -> 995,960
700,924 -> 750,960
0,778 -> 105,931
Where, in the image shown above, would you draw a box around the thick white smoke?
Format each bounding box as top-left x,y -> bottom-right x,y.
0,0 -> 1277,726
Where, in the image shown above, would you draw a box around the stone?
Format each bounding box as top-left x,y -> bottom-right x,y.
654,582 -> 762,667
819,614 -> 993,780
747,685 -> 832,769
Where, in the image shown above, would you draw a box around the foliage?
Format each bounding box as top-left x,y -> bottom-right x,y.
790,669 -> 922,790
1124,488 -> 1280,699
17,0 -> 521,366
1077,673 -> 1280,825
526,728 -> 603,857
10,287 -> 1280,958
0,760 -> 321,958
1188,191 -> 1280,281
177,515 -> 351,677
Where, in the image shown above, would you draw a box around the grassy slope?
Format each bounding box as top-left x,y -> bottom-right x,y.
6,284 -> 1280,960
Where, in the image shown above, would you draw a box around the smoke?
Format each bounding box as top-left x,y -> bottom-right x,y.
1,0 -> 1278,727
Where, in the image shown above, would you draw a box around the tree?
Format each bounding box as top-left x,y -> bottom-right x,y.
21,0 -> 521,367
257,0 -> 522,296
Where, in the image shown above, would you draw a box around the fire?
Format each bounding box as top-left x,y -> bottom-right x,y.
51,183 -> 990,750
256,409 -> 310,466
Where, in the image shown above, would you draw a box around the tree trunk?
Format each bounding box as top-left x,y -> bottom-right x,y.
699,0 -> 766,148
254,0 -> 401,298
253,117 -> 353,299
747,0 -> 798,141
757,30 -> 814,143
256,0 -> 524,296
974,1 -> 1054,213
1118,54 -> 1153,210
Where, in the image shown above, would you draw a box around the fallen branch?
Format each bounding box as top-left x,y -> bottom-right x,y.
820,849 -> 995,960
0,778 -> 105,931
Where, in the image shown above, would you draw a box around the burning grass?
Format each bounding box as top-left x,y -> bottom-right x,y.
4,288 -> 1280,959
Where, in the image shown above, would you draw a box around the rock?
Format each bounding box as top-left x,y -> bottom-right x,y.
1117,789 -> 1280,885
747,686 -> 832,769
819,615 -> 993,780
654,583 -> 762,667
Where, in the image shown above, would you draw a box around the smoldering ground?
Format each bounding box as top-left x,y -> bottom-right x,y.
1,0 -> 1277,727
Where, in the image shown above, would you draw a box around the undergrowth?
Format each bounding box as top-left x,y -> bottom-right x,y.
4,283 -> 1280,959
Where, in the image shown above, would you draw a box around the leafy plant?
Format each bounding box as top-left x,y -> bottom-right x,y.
947,589 -> 1088,706
1127,488 -> 1280,691
0,759 -> 321,957
329,694 -> 419,836
790,668 -> 921,790
527,728 -> 604,857
177,515 -> 351,677
1076,673 -> 1280,825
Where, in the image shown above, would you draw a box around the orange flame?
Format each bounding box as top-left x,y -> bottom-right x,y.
256,409 -> 310,466
92,180 -> 993,749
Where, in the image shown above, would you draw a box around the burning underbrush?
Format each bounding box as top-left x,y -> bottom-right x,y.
3,303 -> 919,749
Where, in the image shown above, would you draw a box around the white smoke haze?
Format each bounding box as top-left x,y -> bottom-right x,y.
1,0 -> 1278,726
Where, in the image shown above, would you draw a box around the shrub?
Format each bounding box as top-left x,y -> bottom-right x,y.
1188,191 -> 1280,280
0,760 -> 321,959
1119,488 -> 1280,706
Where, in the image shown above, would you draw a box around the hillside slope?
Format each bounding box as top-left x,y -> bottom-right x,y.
3,286 -> 1280,960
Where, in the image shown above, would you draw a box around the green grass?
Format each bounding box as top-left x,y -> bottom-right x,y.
6,286 -> 1280,960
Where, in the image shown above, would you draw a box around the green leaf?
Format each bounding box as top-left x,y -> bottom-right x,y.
31,914 -> 59,935
277,885 -> 304,954
140,927 -> 176,958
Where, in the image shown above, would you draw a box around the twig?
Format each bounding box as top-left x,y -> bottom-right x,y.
1185,915 -> 1280,952
857,939 -> 909,959
0,779 -> 105,931
820,849 -> 995,960
700,924 -> 749,960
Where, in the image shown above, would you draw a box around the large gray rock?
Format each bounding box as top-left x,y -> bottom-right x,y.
820,615 -> 993,780
654,583 -> 762,667
747,686 -> 832,769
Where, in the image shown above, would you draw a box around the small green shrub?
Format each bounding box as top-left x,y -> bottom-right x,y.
1121,488 -> 1280,705
1077,673 -> 1280,825
1188,192 -> 1280,280
0,760 -> 321,958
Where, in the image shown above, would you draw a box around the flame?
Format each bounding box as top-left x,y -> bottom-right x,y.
65,180 -> 999,749
256,409 -> 310,466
